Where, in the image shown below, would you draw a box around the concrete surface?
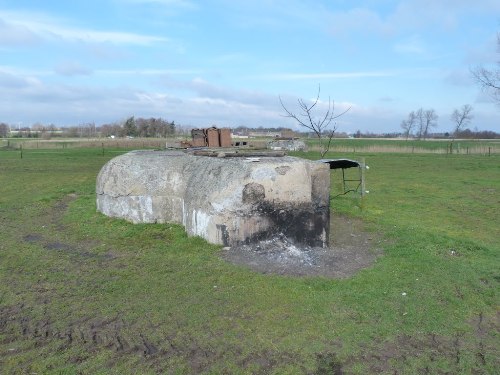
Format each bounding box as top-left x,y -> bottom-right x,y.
96,150 -> 330,247
267,139 -> 307,151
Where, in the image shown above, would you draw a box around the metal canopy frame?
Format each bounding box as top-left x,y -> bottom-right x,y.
318,158 -> 366,197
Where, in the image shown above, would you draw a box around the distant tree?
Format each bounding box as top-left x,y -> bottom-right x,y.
68,122 -> 96,138
123,116 -> 137,137
48,124 -> 57,137
451,104 -> 473,140
401,108 -> 438,140
87,122 -> 96,138
0,122 -> 9,137
17,127 -> 34,138
400,111 -> 417,140
422,109 -> 438,140
415,108 -> 426,140
136,118 -> 150,137
122,117 -> 176,138
471,33 -> 500,105
168,120 -> 176,136
63,126 -> 79,138
99,124 -> 114,137
279,85 -> 350,157
31,122 -> 45,132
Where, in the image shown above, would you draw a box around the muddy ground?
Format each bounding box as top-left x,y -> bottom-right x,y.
221,214 -> 384,278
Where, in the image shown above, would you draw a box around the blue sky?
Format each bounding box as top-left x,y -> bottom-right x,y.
1,0 -> 499,133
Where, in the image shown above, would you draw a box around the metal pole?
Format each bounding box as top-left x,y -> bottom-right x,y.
342,168 -> 346,194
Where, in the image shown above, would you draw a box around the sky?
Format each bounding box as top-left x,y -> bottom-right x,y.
1,0 -> 499,134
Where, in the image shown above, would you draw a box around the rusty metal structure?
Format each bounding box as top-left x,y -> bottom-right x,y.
189,127 -> 232,148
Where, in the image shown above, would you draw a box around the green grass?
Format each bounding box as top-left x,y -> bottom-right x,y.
0,147 -> 498,374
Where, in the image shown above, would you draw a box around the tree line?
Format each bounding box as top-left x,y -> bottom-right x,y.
0,117 -> 176,139
400,104 -> 477,141
100,117 -> 175,138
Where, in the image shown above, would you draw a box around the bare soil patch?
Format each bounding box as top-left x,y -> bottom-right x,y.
221,214 -> 383,278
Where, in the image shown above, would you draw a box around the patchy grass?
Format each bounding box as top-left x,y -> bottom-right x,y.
0,148 -> 498,374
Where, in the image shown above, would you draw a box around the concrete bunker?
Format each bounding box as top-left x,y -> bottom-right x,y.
96,150 -> 331,247
267,139 -> 307,152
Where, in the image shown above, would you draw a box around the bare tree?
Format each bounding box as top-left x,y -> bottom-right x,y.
401,108 -> 438,140
451,104 -> 473,139
422,109 -> 438,140
415,108 -> 425,140
471,33 -> 500,105
400,111 -> 417,140
279,85 -> 350,157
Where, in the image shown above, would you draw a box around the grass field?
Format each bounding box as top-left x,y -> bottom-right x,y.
3,137 -> 500,155
0,145 -> 498,374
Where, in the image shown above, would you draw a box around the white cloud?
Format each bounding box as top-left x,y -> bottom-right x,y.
444,69 -> 474,87
0,10 -> 168,46
119,0 -> 196,7
0,70 -> 42,88
98,68 -> 200,76
328,7 -> 390,37
255,71 -> 396,80
394,35 -> 426,55
379,96 -> 395,102
325,1 -> 500,39
0,70 -> 279,126
54,61 -> 92,76
0,17 -> 40,46
388,1 -> 500,35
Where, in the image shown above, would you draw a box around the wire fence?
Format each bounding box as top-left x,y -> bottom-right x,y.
1,137 -> 499,155
311,144 -> 499,155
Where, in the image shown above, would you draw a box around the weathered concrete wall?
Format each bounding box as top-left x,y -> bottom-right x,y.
267,139 -> 307,152
96,150 -> 330,247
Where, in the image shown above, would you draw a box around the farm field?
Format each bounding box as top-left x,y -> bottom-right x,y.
0,145 -> 498,374
2,137 -> 500,155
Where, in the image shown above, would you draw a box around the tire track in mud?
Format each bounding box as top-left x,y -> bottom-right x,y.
2,195 -> 293,372
2,195 -> 498,373
19,193 -> 114,261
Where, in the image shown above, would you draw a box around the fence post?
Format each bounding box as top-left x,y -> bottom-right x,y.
20,144 -> 23,159
360,157 -> 366,197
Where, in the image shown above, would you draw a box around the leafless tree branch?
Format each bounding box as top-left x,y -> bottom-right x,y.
451,104 -> 473,140
279,85 -> 350,157
471,33 -> 500,105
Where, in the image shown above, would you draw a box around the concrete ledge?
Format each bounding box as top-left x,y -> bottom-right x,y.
96,150 -> 330,247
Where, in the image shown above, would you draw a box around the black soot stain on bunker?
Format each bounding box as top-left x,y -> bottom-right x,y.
228,182 -> 331,248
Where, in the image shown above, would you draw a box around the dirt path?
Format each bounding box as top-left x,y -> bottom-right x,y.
221,214 -> 383,278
